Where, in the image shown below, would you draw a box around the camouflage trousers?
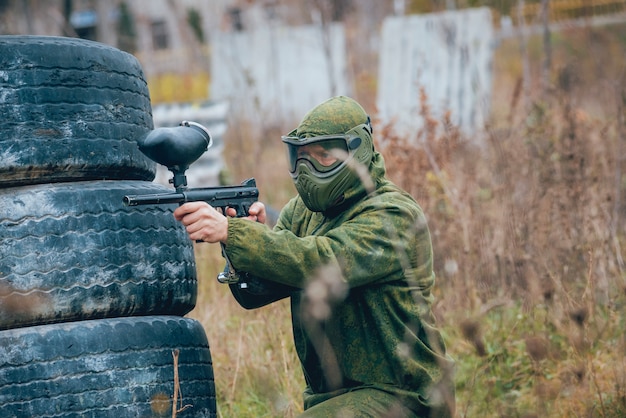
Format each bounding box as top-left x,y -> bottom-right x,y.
297,387 -> 418,418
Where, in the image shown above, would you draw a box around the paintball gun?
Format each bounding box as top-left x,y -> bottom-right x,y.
122,120 -> 258,285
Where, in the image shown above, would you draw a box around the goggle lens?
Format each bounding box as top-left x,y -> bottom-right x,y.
283,136 -> 355,175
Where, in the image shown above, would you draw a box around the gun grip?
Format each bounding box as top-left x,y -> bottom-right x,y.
236,205 -> 250,217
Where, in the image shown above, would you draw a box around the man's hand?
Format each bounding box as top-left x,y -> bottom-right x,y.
174,201 -> 267,243
173,202 -> 228,243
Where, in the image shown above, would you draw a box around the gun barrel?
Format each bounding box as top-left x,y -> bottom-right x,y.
123,193 -> 185,206
122,181 -> 259,211
183,186 -> 259,203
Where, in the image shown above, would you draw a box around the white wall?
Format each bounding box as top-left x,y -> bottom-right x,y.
209,9 -> 495,139
377,7 -> 495,137
152,101 -> 229,187
209,23 -> 351,127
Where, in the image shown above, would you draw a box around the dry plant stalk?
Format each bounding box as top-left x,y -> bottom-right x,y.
171,349 -> 192,417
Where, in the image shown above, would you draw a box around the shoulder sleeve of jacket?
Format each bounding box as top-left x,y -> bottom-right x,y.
225,190 -> 433,290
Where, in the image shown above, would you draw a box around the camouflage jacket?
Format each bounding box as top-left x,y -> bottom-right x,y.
225,153 -> 454,415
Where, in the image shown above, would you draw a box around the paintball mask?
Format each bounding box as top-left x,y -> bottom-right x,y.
282,116 -> 374,212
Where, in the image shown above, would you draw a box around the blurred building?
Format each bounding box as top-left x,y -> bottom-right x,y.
0,0 -> 382,106
0,0 -> 283,104
0,0 -> 505,137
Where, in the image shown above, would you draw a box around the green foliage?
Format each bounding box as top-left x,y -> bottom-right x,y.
406,0 -> 526,16
450,300 -> 626,417
187,7 -> 204,44
406,0 -> 437,14
116,1 -> 136,53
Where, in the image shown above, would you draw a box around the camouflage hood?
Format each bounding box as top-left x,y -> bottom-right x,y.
288,96 -> 377,213
296,96 -> 370,138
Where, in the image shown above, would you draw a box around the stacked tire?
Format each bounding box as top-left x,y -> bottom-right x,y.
0,36 -> 216,417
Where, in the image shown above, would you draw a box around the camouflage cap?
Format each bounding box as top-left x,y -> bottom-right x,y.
296,96 -> 368,138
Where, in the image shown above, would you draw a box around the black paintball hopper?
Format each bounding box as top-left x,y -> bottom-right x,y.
138,121 -> 212,189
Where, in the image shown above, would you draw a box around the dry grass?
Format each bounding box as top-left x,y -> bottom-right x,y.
187,22 -> 626,418
189,245 -> 304,417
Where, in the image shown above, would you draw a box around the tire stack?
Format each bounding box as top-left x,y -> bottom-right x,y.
0,36 -> 216,417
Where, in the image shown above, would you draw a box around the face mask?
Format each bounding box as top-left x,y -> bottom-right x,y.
281,122 -> 373,212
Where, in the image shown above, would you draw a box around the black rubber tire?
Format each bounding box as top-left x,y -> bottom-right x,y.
0,316 -> 216,417
0,181 -> 197,330
0,35 -> 156,187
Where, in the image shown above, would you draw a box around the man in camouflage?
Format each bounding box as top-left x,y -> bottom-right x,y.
174,96 -> 455,417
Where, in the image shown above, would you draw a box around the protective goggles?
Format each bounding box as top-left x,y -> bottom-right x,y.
281,133 -> 363,177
